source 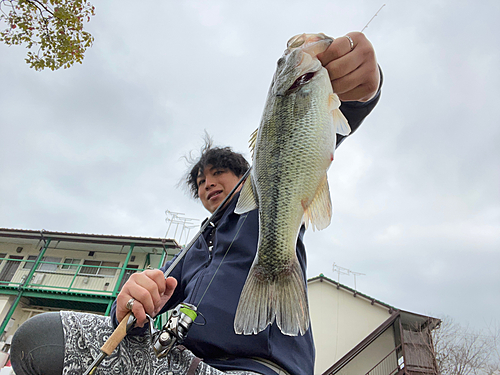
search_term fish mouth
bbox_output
[207,190,223,201]
[287,33,332,48]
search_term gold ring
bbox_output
[345,35,354,51]
[126,298,135,311]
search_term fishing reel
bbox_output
[149,302,198,358]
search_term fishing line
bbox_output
[161,167,252,279]
[196,212,250,307]
[361,4,386,33]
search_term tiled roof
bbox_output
[0,227,180,248]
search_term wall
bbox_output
[308,279,393,374]
[335,328,397,375]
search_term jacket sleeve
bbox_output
[337,66,383,147]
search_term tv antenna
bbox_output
[332,263,365,292]
[165,210,199,246]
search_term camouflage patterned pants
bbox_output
[60,311,261,375]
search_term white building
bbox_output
[309,274,440,375]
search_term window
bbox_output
[37,257,62,272]
[79,260,119,276]
[61,258,81,270]
[98,261,120,276]
[23,255,38,270]
[23,256,63,272]
[79,260,99,275]
[118,264,139,291]
[0,256,23,282]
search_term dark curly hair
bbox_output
[185,136,249,199]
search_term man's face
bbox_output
[197,165,242,213]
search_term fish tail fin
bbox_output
[234,258,309,336]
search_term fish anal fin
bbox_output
[302,175,332,231]
[234,258,309,336]
[235,178,258,214]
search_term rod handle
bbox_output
[101,311,134,355]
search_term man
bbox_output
[11,32,381,375]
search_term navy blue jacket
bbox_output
[110,85,381,375]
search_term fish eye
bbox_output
[287,72,315,93]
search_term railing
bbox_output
[365,345,401,375]
[0,257,144,296]
[403,329,438,373]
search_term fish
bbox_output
[233,33,351,336]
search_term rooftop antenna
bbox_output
[165,210,198,246]
[182,224,198,245]
[332,263,366,293]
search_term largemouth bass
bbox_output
[234,33,351,336]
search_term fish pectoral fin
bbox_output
[235,178,258,214]
[303,175,332,231]
[249,128,258,158]
[332,108,351,137]
[328,93,342,111]
[234,259,310,336]
[329,94,351,137]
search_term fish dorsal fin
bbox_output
[249,128,258,158]
[302,175,332,231]
[329,94,351,136]
[235,178,258,214]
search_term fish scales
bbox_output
[234,33,350,336]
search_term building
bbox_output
[0,228,180,344]
[309,274,441,375]
[0,227,441,374]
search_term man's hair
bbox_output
[186,137,249,199]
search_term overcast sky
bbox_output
[1,0,499,333]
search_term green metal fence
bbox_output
[0,256,145,295]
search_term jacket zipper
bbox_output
[206,221,217,265]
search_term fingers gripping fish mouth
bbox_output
[286,33,333,56]
[273,33,332,97]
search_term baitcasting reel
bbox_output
[149,302,198,358]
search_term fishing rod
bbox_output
[83,167,252,375]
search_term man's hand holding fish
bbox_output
[318,31,380,102]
